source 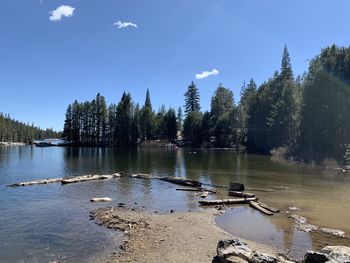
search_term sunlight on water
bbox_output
[0,146,350,262]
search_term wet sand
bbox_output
[91,207,281,263]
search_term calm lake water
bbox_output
[0,146,350,262]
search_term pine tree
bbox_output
[184,82,201,114]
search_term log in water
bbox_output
[159,177,202,187]
[249,201,274,216]
[199,197,257,205]
[258,202,280,213]
[7,172,123,187]
[228,191,255,198]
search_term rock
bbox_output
[229,182,245,191]
[251,251,278,263]
[320,228,346,238]
[303,251,330,263]
[322,246,350,262]
[217,239,253,262]
[225,256,248,263]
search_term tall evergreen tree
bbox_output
[184,82,201,114]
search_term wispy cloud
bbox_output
[113,21,138,29]
[195,69,219,79]
[49,5,75,22]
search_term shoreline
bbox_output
[0,142,26,146]
[90,207,286,263]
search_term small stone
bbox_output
[170,209,176,213]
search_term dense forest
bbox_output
[62,44,350,163]
[0,113,60,143]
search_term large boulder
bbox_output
[322,246,350,262]
[217,239,294,263]
[250,251,278,263]
[217,239,253,262]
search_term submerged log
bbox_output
[160,177,202,187]
[7,178,63,187]
[131,173,158,179]
[199,197,257,206]
[91,197,112,202]
[176,188,201,192]
[228,191,255,198]
[7,172,123,187]
[61,173,122,184]
[258,202,280,213]
[229,182,245,191]
[246,187,276,192]
[249,201,273,216]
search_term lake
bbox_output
[0,146,349,262]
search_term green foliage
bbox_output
[0,113,60,143]
[298,45,350,162]
[184,82,201,114]
[183,111,203,147]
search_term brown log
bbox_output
[249,201,273,216]
[199,197,257,206]
[228,191,255,198]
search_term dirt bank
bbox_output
[90,207,280,263]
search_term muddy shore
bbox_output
[90,207,281,263]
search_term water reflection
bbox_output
[0,146,350,262]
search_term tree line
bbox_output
[62,44,350,163]
[0,113,60,143]
[62,91,179,147]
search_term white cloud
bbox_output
[113,21,138,29]
[49,5,75,22]
[195,69,219,79]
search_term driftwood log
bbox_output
[159,177,202,187]
[258,202,280,213]
[199,197,257,206]
[7,172,123,187]
[249,201,273,216]
[90,197,112,202]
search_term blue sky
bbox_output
[1,0,350,131]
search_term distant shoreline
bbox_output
[0,142,26,146]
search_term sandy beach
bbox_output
[91,207,281,263]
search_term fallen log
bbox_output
[249,201,273,216]
[91,197,112,202]
[131,173,158,179]
[7,172,123,187]
[160,177,202,187]
[228,191,255,198]
[7,178,63,187]
[246,187,276,192]
[61,173,122,184]
[176,188,201,192]
[201,191,209,198]
[258,202,280,213]
[199,197,257,206]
